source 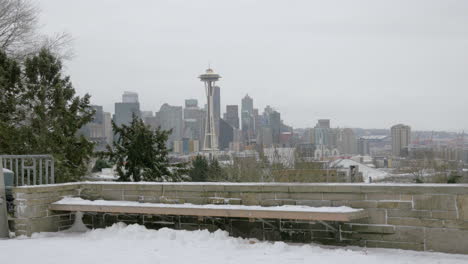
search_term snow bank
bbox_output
[55,197,362,213]
[330,159,388,182]
[2,223,467,264]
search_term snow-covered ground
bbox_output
[330,159,389,182]
[1,223,467,264]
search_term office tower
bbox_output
[269,111,281,144]
[338,128,357,155]
[103,112,112,144]
[224,105,239,129]
[122,91,139,103]
[114,91,141,127]
[317,119,330,129]
[185,99,198,108]
[214,86,221,135]
[155,103,183,148]
[358,137,370,155]
[114,102,140,127]
[391,124,411,157]
[183,99,204,146]
[80,105,107,151]
[219,119,234,150]
[241,94,255,144]
[141,111,154,121]
[199,68,221,151]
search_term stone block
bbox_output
[288,192,323,200]
[377,201,412,209]
[442,220,468,230]
[431,211,458,220]
[457,195,468,221]
[322,193,364,201]
[101,190,123,200]
[387,217,444,228]
[342,224,395,234]
[386,209,431,218]
[296,200,332,207]
[348,200,378,208]
[366,193,401,201]
[366,241,424,251]
[425,228,468,254]
[413,194,456,211]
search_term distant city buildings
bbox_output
[391,124,411,157]
[79,105,111,151]
[114,91,141,127]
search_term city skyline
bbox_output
[36,0,468,131]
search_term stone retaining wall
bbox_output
[10,182,468,254]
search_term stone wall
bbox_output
[10,182,468,254]
[11,184,79,236]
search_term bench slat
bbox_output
[50,203,367,222]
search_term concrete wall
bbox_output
[11,182,468,254]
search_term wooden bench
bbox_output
[50,198,368,222]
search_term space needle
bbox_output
[199,68,221,151]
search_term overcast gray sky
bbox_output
[36,0,468,131]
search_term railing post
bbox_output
[0,158,10,238]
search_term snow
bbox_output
[2,168,13,173]
[330,159,388,182]
[55,197,362,213]
[1,223,467,264]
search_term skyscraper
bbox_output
[241,94,255,144]
[156,103,183,148]
[391,124,411,157]
[122,91,139,103]
[269,111,281,144]
[214,86,221,136]
[183,99,204,147]
[113,93,140,128]
[338,128,357,155]
[224,105,239,129]
[80,105,107,151]
[199,68,221,151]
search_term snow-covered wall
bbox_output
[10,182,468,254]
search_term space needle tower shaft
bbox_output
[199,68,221,151]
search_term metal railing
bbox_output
[1,155,55,186]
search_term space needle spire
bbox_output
[199,68,221,151]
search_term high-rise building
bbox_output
[338,128,357,155]
[241,94,255,144]
[80,105,107,151]
[141,111,154,121]
[357,137,370,156]
[113,102,140,127]
[122,91,139,103]
[317,119,330,129]
[219,119,234,150]
[183,99,204,146]
[224,105,239,129]
[214,86,221,137]
[199,68,221,151]
[269,111,281,144]
[114,91,140,127]
[103,112,112,144]
[391,124,411,157]
[155,103,183,148]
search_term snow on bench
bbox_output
[50,197,368,222]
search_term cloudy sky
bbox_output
[36,0,468,131]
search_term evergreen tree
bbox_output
[207,158,226,182]
[0,49,23,153]
[189,155,209,182]
[105,115,180,182]
[0,49,94,182]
